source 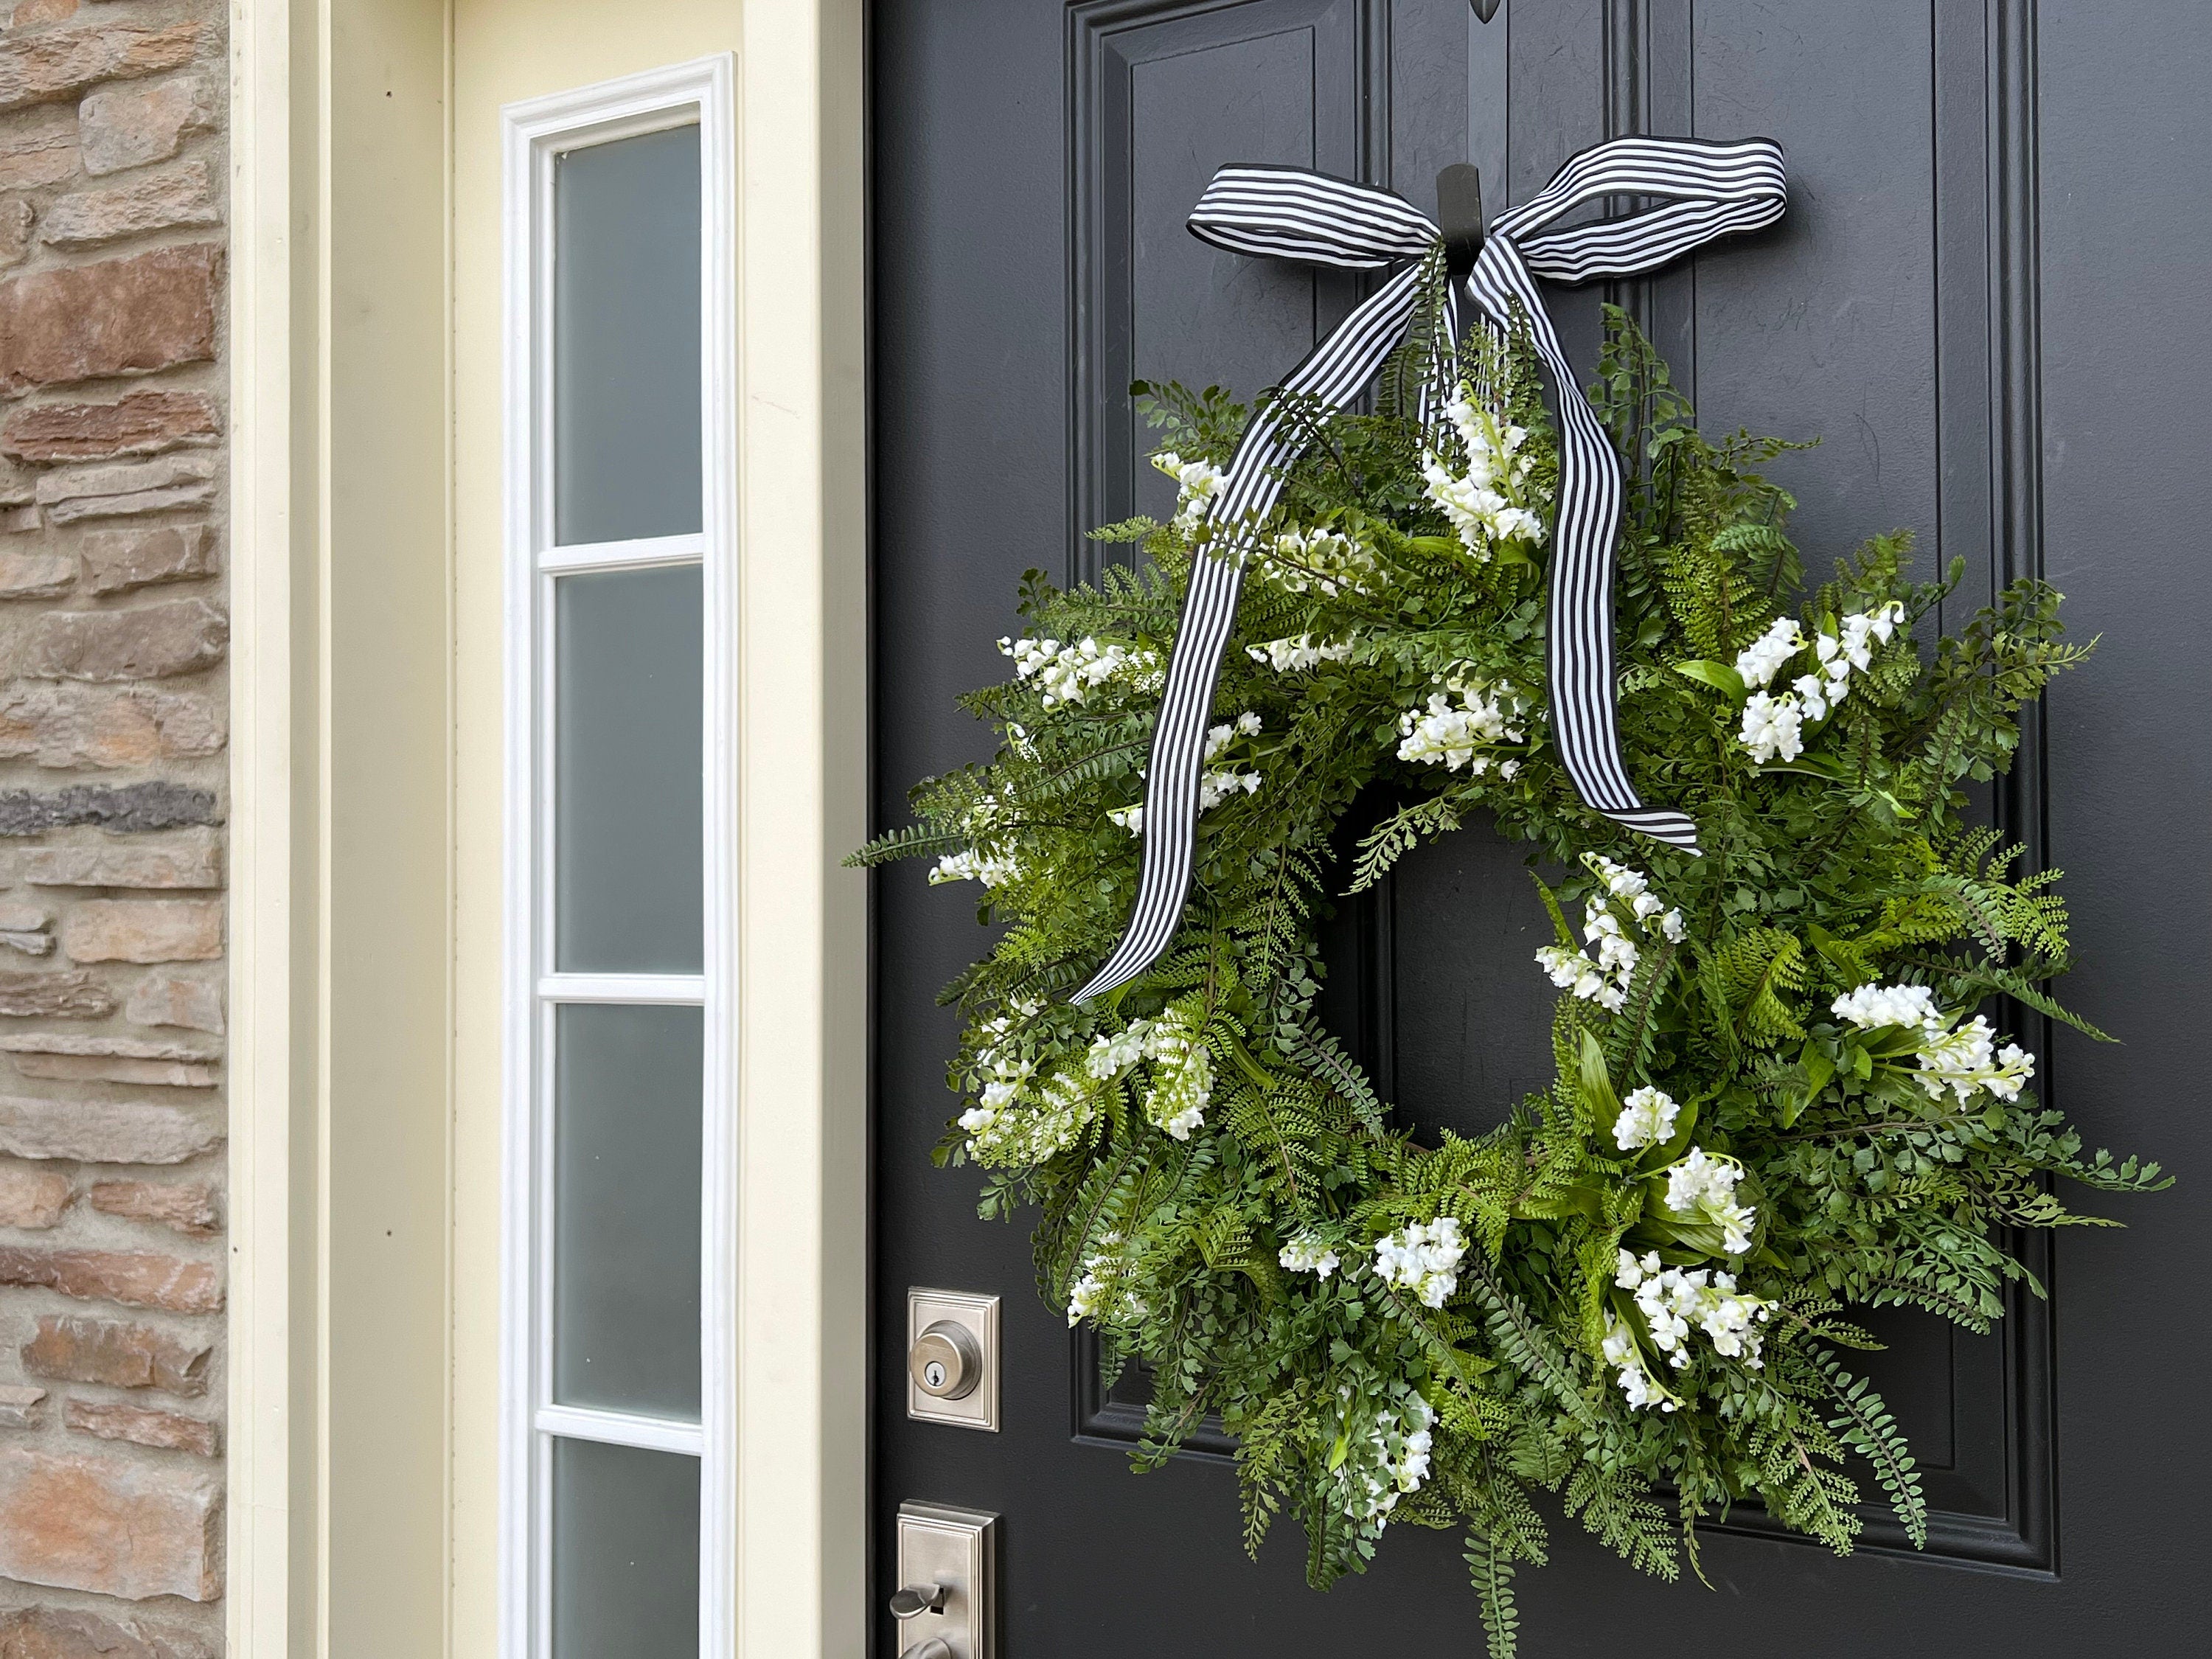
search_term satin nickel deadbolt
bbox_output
[895,1502,997,1659]
[909,1321,981,1399]
[906,1289,999,1430]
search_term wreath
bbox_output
[855,307,2165,1655]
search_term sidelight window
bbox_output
[502,58,735,1659]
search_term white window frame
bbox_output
[498,55,738,1659]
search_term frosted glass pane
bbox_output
[552,1439,700,1659]
[554,1004,701,1418]
[554,124,703,546]
[554,566,703,974]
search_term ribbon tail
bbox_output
[1464,244,1701,854]
[1074,263,1432,1002]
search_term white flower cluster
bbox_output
[1152,451,1226,536]
[956,1001,1098,1166]
[1136,1008,1212,1140]
[1248,634,1354,673]
[1067,1234,1148,1328]
[928,847,1019,888]
[1262,525,1381,597]
[998,633,1161,708]
[1733,602,1906,763]
[1327,1391,1436,1528]
[1278,1231,1342,1279]
[1420,388,1546,560]
[1080,1009,1212,1141]
[1106,713,1263,836]
[1372,1216,1467,1308]
[1534,856,1685,1013]
[1613,1084,1680,1152]
[1829,982,2037,1104]
[1395,676,1526,774]
[1661,1147,1757,1254]
[1607,1250,1771,1410]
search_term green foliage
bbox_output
[852,302,2165,1655]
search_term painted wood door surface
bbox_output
[872,2,2208,1652]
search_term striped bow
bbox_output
[1074,134,1787,1004]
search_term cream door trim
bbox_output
[228,2,868,1653]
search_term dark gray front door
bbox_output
[870,2,2209,1652]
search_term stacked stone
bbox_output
[0,0,226,1651]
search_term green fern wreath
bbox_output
[855,308,2164,1655]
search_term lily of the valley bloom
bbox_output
[928,846,1019,888]
[1373,1216,1467,1308]
[1607,1250,1772,1409]
[1249,634,1354,672]
[1327,1392,1437,1529]
[1067,1234,1148,1327]
[1107,712,1263,836]
[1662,1147,1757,1254]
[1152,450,1225,536]
[1829,981,2037,1103]
[1140,1008,1213,1141]
[1421,386,1547,559]
[1534,855,1685,1013]
[1396,675,1526,774]
[998,633,1161,707]
[1279,1231,1342,1279]
[1262,524,1381,597]
[1733,601,1906,763]
[1613,1084,1681,1152]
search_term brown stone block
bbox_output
[28,599,226,680]
[0,968,114,1018]
[0,1245,222,1313]
[21,1312,209,1395]
[0,1163,69,1228]
[0,105,80,191]
[58,898,220,961]
[76,523,213,594]
[0,245,219,394]
[0,1607,214,1659]
[0,1095,221,1164]
[87,1178,215,1237]
[39,159,219,250]
[121,970,219,1031]
[0,1445,220,1601]
[34,453,215,524]
[64,1399,216,1458]
[0,194,28,271]
[19,828,223,889]
[0,1382,45,1428]
[0,681,225,768]
[0,20,206,114]
[77,70,218,178]
[1,391,218,464]
[0,548,72,596]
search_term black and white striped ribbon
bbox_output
[1074,135,1786,1004]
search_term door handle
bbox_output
[890,1583,947,1619]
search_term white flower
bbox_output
[1663,1147,1756,1254]
[1396,676,1525,772]
[1613,1253,1772,1393]
[998,634,1161,707]
[1534,857,1680,1012]
[1085,1020,1153,1081]
[1262,525,1381,597]
[961,1064,1099,1167]
[1326,1392,1437,1530]
[1279,1232,1341,1279]
[1613,1085,1680,1152]
[1830,981,1943,1034]
[1373,1217,1467,1308]
[1065,1234,1148,1328]
[1141,1009,1212,1140]
[1734,617,1807,690]
[1107,804,1144,835]
[1420,387,1548,560]
[1739,689,1806,764]
[930,847,1019,888]
[1249,634,1354,672]
[1153,451,1226,535]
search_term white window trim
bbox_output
[499,54,738,1659]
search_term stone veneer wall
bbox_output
[0,0,229,1653]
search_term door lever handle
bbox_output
[889,1582,947,1620]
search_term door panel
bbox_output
[873,1,2209,1651]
